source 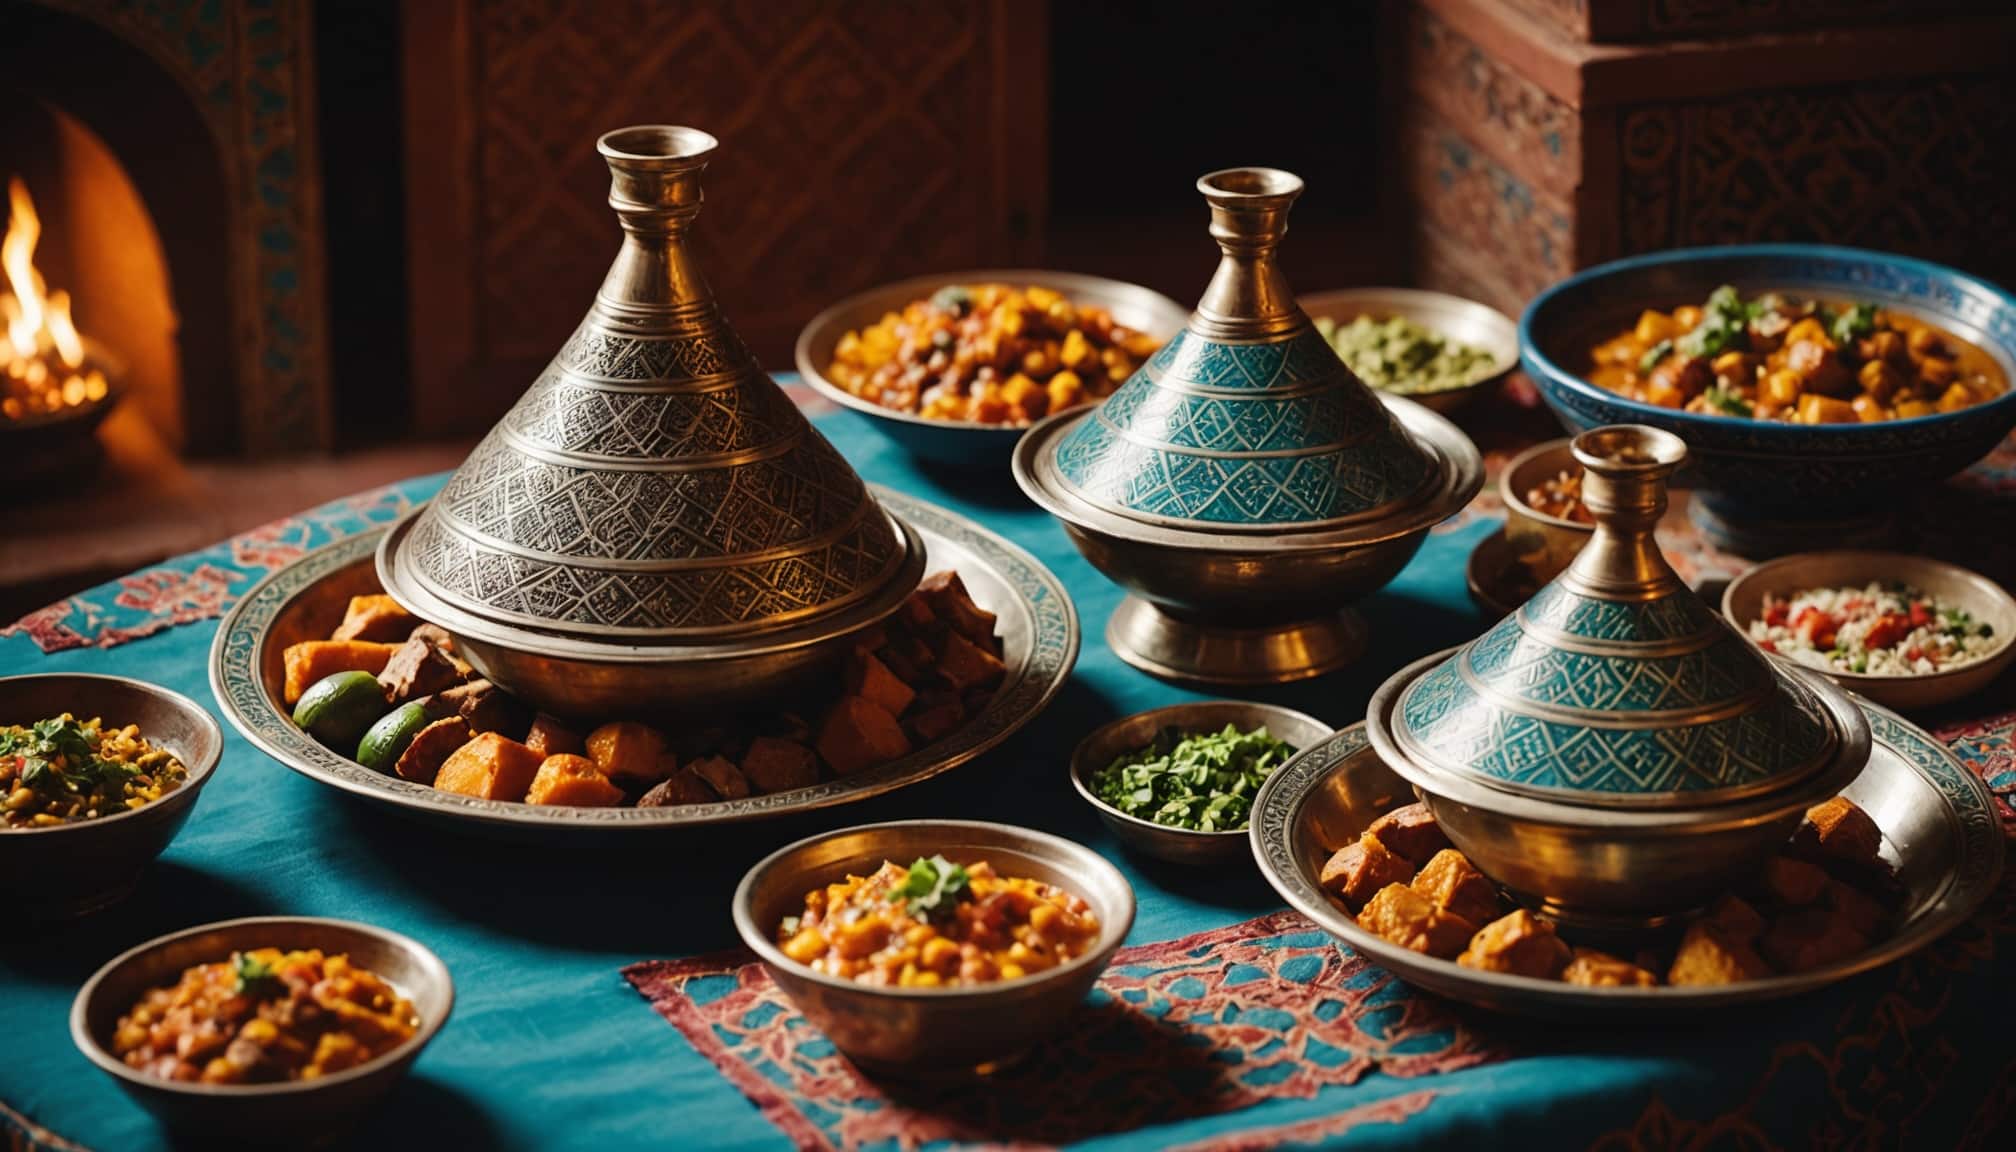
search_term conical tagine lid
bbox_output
[381,126,921,647]
[1384,426,1865,808]
[1047,167,1440,529]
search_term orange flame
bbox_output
[3,176,107,421]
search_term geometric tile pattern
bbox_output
[1056,417,1433,526]
[435,430,870,562]
[1054,327,1437,526]
[503,372,805,460]
[1400,651,1835,796]
[405,510,896,635]
[1398,583,1839,799]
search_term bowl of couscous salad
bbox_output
[0,674,223,916]
[1723,552,2016,711]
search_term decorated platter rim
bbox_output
[208,487,1079,832]
[1248,711,2003,1014]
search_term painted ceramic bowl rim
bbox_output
[731,818,1136,998]
[1299,286,1518,396]
[1367,647,1870,826]
[0,672,222,838]
[71,916,453,1098]
[1067,701,1333,843]
[1721,551,2016,683]
[1519,243,2016,440]
[793,268,1188,434]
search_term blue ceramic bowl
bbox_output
[1521,245,2016,522]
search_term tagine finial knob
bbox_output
[1193,167,1305,340]
[1560,424,1690,600]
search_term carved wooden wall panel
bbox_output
[405,0,1048,437]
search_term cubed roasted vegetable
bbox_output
[433,732,544,802]
[1355,884,1475,960]
[815,696,911,776]
[847,651,916,719]
[585,721,670,782]
[1667,921,1768,985]
[283,641,401,705]
[1457,910,1571,979]
[1318,833,1413,909]
[688,755,751,800]
[525,754,624,807]
[1410,848,1501,927]
[917,570,998,645]
[741,737,819,794]
[934,631,1006,693]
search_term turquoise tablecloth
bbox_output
[4,402,2012,1151]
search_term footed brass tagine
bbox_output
[377,126,925,719]
[1366,426,1872,931]
[1013,167,1482,683]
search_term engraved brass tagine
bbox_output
[1366,425,1871,929]
[1013,167,1483,684]
[378,126,924,719]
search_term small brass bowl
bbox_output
[732,819,1135,1077]
[1068,700,1331,866]
[71,916,454,1148]
[0,673,223,917]
[1723,551,2016,712]
[1498,438,1594,588]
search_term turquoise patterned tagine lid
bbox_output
[1379,426,1868,808]
[1048,168,1440,530]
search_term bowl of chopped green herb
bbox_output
[0,674,223,917]
[1302,288,1516,413]
[1071,701,1332,865]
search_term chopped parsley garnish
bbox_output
[232,952,283,998]
[1830,302,1879,345]
[1675,284,1751,360]
[1090,723,1296,833]
[890,855,971,919]
[1637,338,1672,373]
[1703,382,1753,417]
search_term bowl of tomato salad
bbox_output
[1724,551,2016,711]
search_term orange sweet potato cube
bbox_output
[1668,921,1769,986]
[524,753,624,807]
[815,696,912,776]
[433,732,545,802]
[1355,883,1475,959]
[1561,948,1658,988]
[847,651,916,719]
[282,641,401,705]
[1458,910,1571,978]
[1319,833,1414,909]
[934,631,1006,693]
[1410,848,1501,927]
[1794,796,1884,869]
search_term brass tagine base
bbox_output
[1106,598,1367,685]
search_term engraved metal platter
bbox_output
[1250,716,2002,1015]
[210,488,1077,837]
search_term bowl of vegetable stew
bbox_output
[1522,245,2016,536]
[795,270,1186,469]
[733,819,1134,1077]
[1722,551,2016,712]
[1068,701,1332,866]
[71,916,452,1147]
[1300,287,1517,414]
[0,673,222,917]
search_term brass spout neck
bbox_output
[594,125,721,322]
[1562,425,1691,600]
[1193,167,1305,340]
